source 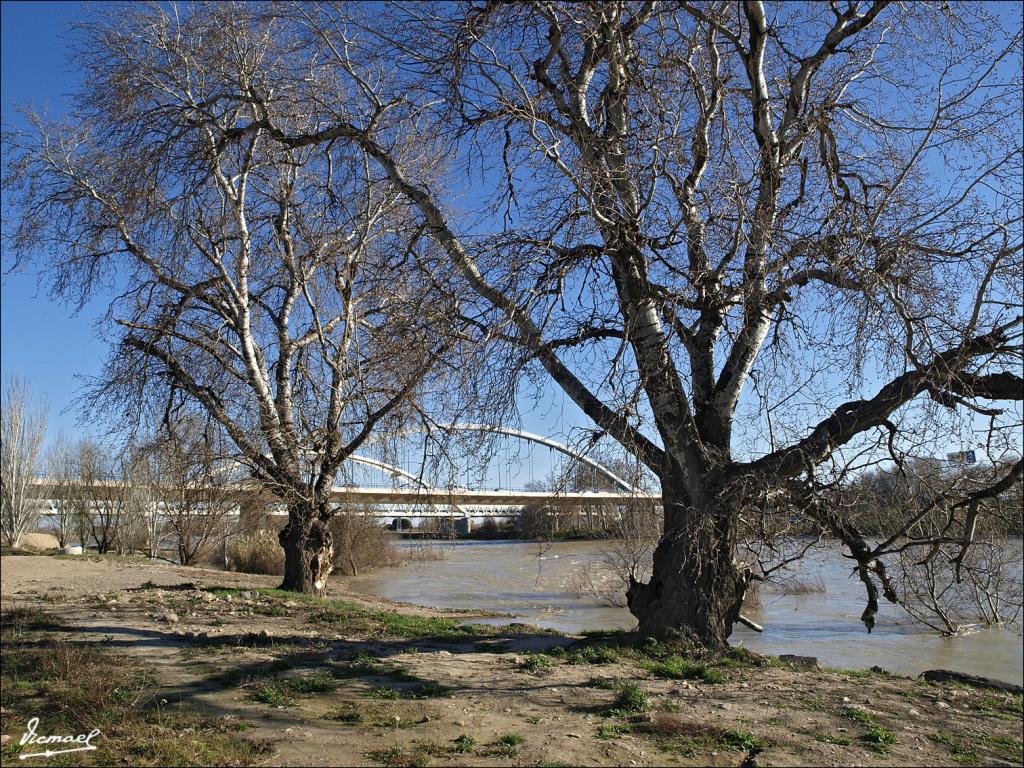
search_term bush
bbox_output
[329,511,399,575]
[226,530,284,575]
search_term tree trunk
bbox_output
[278,506,334,595]
[627,479,748,649]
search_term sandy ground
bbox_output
[2,554,1022,767]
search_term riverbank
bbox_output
[2,554,1022,767]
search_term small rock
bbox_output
[936,701,951,710]
[567,733,582,739]
[454,720,466,727]
[740,682,749,689]
[436,650,452,657]
[162,611,179,624]
[0,735,10,746]
[909,708,920,716]
[420,715,431,723]
[717,703,732,710]
[842,696,851,703]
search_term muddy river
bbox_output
[346,539,1023,684]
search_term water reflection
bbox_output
[345,539,1023,684]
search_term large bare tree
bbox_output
[218,1,1020,646]
[0,376,48,548]
[2,4,466,592]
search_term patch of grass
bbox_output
[565,645,620,664]
[519,653,554,672]
[365,686,402,700]
[205,586,489,640]
[721,730,766,751]
[608,681,649,715]
[971,692,1024,720]
[0,641,269,766]
[249,683,290,707]
[642,655,727,684]
[597,722,633,739]
[411,681,453,698]
[815,734,852,746]
[982,734,1023,763]
[323,704,364,725]
[286,671,337,694]
[0,606,57,636]
[845,706,875,723]
[534,762,574,768]
[485,733,526,758]
[368,744,431,767]
[583,676,620,690]
[929,734,980,764]
[862,725,896,753]
[637,714,768,756]
[451,734,476,753]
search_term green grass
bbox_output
[452,734,476,754]
[608,681,649,715]
[411,681,453,698]
[365,686,402,699]
[368,744,431,767]
[720,730,766,751]
[929,734,980,764]
[249,683,290,706]
[642,655,728,684]
[982,734,1023,763]
[971,692,1024,721]
[863,725,896,753]
[845,706,875,723]
[204,586,488,640]
[485,733,526,758]
[542,644,618,664]
[519,653,554,671]
[362,680,453,699]
[597,722,633,739]
[286,671,337,694]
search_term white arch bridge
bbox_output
[28,424,659,519]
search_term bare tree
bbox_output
[1,376,48,548]
[4,2,1021,644]
[141,421,238,566]
[2,4,470,592]
[69,440,130,555]
[45,434,79,548]
[212,1,1020,646]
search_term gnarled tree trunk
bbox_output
[279,506,334,595]
[627,477,748,649]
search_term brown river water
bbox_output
[346,539,1023,685]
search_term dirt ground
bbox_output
[2,554,1022,767]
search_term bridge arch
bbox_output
[344,454,470,518]
[432,423,641,494]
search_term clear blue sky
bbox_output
[1,1,98,442]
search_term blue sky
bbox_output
[1,1,96,442]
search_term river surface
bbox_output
[346,539,1023,685]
